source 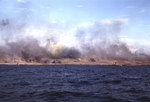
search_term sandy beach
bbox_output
[0,58,150,66]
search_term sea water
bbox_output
[0,65,150,102]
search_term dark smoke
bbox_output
[75,19,150,60]
[0,37,82,63]
[59,47,81,58]
[0,17,150,63]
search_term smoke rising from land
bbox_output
[0,18,150,63]
[0,0,150,63]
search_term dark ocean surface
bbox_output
[0,65,150,102]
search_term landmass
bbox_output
[0,58,150,66]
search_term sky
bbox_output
[0,0,150,47]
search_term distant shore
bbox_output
[0,58,150,66]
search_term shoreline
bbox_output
[0,64,150,66]
[0,62,150,66]
[0,58,150,66]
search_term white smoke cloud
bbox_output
[0,16,150,61]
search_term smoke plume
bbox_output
[0,0,150,63]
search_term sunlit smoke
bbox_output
[0,1,150,63]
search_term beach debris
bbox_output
[51,60,61,64]
[90,58,96,62]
